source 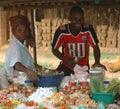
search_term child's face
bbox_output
[13,24,29,43]
[69,12,84,30]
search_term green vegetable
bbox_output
[90,78,105,92]
[105,78,120,94]
[39,105,45,109]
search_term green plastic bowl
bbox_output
[91,92,116,104]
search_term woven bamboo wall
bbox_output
[0,7,119,50]
[35,18,70,48]
[35,7,120,49]
[0,10,8,45]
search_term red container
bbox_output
[78,82,89,86]
[69,81,76,86]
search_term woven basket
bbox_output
[35,73,64,87]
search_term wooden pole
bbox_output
[30,9,37,64]
[118,16,120,55]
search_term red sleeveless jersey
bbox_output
[52,24,99,70]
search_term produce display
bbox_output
[0,69,120,109]
[38,68,59,75]
[5,83,36,97]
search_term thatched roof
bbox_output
[0,0,119,10]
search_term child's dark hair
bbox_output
[69,6,84,16]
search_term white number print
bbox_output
[68,43,85,58]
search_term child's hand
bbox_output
[26,69,39,81]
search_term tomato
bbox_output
[25,101,37,106]
[60,105,66,109]
[65,86,69,90]
[8,101,13,106]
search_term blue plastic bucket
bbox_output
[35,73,64,87]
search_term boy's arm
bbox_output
[92,45,107,70]
[52,48,76,68]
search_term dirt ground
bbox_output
[0,44,120,80]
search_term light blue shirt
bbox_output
[5,37,35,80]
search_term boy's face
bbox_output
[69,12,84,30]
[13,24,29,43]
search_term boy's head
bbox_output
[69,6,85,30]
[69,6,84,17]
[9,15,31,43]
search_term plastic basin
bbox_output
[35,73,64,87]
[91,92,116,104]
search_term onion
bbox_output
[8,86,13,92]
[27,88,33,93]
[13,86,18,91]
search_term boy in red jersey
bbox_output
[51,6,107,76]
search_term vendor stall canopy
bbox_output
[0,0,120,9]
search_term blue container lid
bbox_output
[24,80,32,83]
[103,81,109,84]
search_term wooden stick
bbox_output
[30,9,37,64]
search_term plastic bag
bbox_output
[59,76,71,89]
[73,64,89,80]
[0,68,9,89]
